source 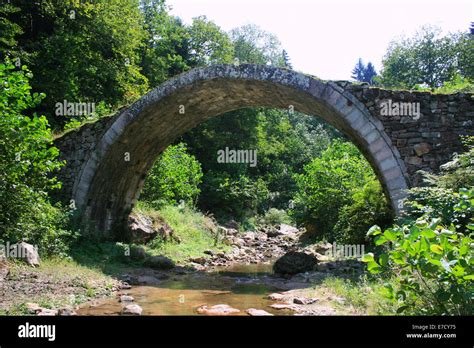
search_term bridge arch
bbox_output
[70,64,409,236]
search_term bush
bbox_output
[0,60,76,256]
[291,140,385,241]
[259,208,292,226]
[200,173,269,221]
[363,190,474,315]
[141,143,203,208]
[334,180,392,244]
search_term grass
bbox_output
[0,258,119,315]
[135,203,230,263]
[320,276,398,315]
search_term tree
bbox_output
[140,0,191,87]
[0,60,74,255]
[141,143,203,207]
[187,16,234,67]
[282,49,292,69]
[379,26,469,89]
[3,0,149,127]
[351,58,377,84]
[364,62,377,84]
[230,24,285,66]
[351,58,366,82]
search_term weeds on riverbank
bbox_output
[135,203,230,263]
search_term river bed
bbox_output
[77,261,295,316]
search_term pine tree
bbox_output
[351,58,365,82]
[364,62,377,84]
[282,49,292,69]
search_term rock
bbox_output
[268,293,285,301]
[246,308,274,316]
[414,143,431,156]
[122,304,143,315]
[119,282,132,290]
[25,303,42,314]
[0,255,9,281]
[269,303,296,310]
[119,295,134,302]
[130,246,147,260]
[58,307,77,316]
[128,213,157,244]
[145,255,175,270]
[273,251,318,275]
[188,257,207,265]
[12,242,40,267]
[196,304,240,316]
[293,297,318,305]
[279,224,299,235]
[137,275,159,284]
[225,220,240,230]
[203,249,214,256]
[314,242,333,255]
[37,309,58,316]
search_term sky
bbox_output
[167,0,473,80]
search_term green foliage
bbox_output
[187,16,234,66]
[230,24,286,66]
[379,26,471,89]
[3,0,149,127]
[363,208,473,315]
[259,208,292,226]
[202,174,269,221]
[401,138,474,231]
[0,61,76,256]
[137,203,229,263]
[334,180,392,244]
[292,140,386,241]
[141,143,203,208]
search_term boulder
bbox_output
[293,297,319,305]
[273,251,318,275]
[145,255,175,270]
[12,242,40,267]
[130,246,147,260]
[196,304,240,316]
[37,309,58,316]
[122,304,143,315]
[246,308,274,316]
[268,293,285,301]
[224,220,240,230]
[128,214,157,244]
[279,224,299,235]
[119,295,134,303]
[58,307,77,316]
[25,303,42,314]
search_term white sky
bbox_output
[167,0,473,80]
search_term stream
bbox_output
[77,261,295,316]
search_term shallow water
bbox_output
[77,261,293,316]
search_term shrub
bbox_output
[334,180,392,244]
[363,191,474,315]
[141,143,203,208]
[0,60,76,255]
[259,208,292,226]
[291,140,383,241]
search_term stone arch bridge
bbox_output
[53,64,474,238]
